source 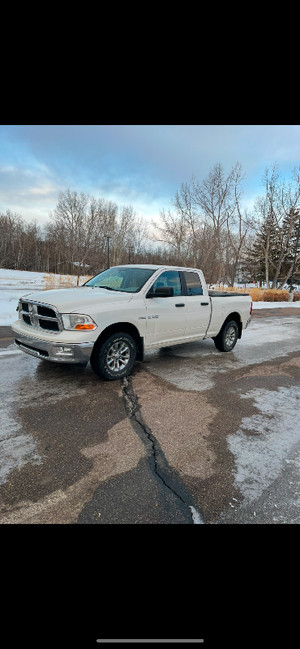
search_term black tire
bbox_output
[213,319,238,352]
[90,332,137,380]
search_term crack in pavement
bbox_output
[122,376,204,524]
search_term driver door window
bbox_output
[151,270,182,296]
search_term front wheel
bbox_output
[90,332,137,380]
[213,320,238,352]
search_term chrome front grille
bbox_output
[19,300,62,333]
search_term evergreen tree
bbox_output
[246,208,278,285]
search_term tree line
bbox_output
[1,162,300,287]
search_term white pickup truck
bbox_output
[12,265,252,380]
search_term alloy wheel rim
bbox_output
[106,341,130,372]
[225,326,236,347]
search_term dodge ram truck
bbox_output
[12,265,252,380]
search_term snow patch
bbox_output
[0,402,42,485]
[189,505,205,524]
[227,385,300,503]
[0,268,80,325]
[253,301,300,309]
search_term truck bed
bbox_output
[208,290,250,297]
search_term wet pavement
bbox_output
[0,308,300,524]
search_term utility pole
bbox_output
[128,246,134,263]
[105,235,112,269]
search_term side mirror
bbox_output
[146,286,174,298]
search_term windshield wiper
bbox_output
[96,285,120,291]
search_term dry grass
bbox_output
[43,273,92,290]
[217,285,293,302]
[260,289,289,302]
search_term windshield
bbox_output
[83,266,156,293]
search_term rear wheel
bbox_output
[90,332,137,380]
[213,320,238,352]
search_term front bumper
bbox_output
[13,331,94,364]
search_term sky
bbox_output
[0,124,299,228]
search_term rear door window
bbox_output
[184,271,203,295]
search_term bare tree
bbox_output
[152,208,190,263]
[128,214,149,262]
[152,162,248,283]
[0,210,24,268]
[47,190,119,280]
[190,162,247,281]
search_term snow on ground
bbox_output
[228,385,300,503]
[0,268,300,326]
[253,301,300,309]
[0,268,47,286]
[0,270,45,325]
[0,269,83,325]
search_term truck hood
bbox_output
[21,287,133,313]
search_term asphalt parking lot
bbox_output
[0,308,300,524]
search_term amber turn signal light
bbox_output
[74,323,96,330]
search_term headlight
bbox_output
[61,314,97,331]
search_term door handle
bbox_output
[201,302,209,306]
[175,303,185,307]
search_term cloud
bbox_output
[1,125,300,227]
[28,184,56,196]
[0,162,61,224]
